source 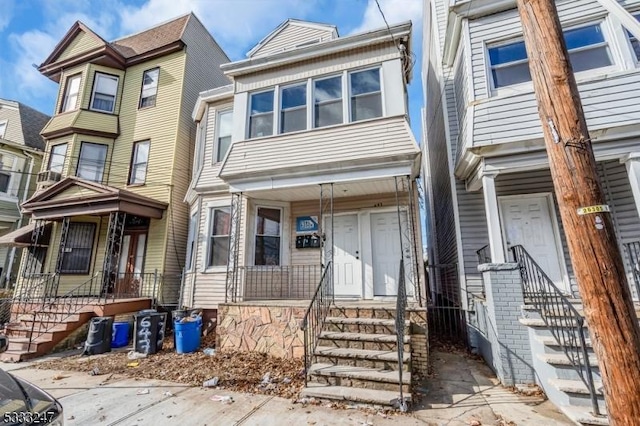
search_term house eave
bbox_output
[38,47,126,82]
[192,84,234,121]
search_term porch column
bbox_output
[482,172,506,263]
[622,153,640,219]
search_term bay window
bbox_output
[90,73,118,113]
[49,143,67,174]
[77,142,108,182]
[249,91,274,138]
[61,74,81,112]
[255,207,281,266]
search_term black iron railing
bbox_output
[300,261,332,386]
[395,259,408,412]
[624,241,640,300]
[511,245,600,416]
[0,298,12,326]
[476,244,491,264]
[240,265,321,301]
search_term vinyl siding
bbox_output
[56,31,104,62]
[221,116,419,178]
[251,24,335,58]
[452,45,468,162]
[0,105,25,145]
[54,65,89,115]
[236,43,400,92]
[469,0,640,146]
[195,102,232,190]
[42,109,118,137]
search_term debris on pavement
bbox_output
[282,377,291,384]
[203,348,216,356]
[261,372,271,385]
[136,388,150,395]
[52,374,69,380]
[127,361,140,368]
[89,366,100,376]
[163,391,174,397]
[127,351,148,360]
[210,395,233,404]
[203,377,219,387]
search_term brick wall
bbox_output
[408,308,428,377]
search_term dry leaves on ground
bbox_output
[35,333,305,399]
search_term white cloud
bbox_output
[349,0,422,35]
[8,30,58,100]
[0,0,14,32]
[118,0,319,59]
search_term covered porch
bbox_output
[217,174,425,306]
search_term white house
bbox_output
[423,0,640,423]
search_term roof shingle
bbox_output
[110,14,191,58]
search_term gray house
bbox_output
[423,0,640,424]
[0,99,47,287]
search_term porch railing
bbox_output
[624,241,640,300]
[395,258,408,412]
[476,244,491,264]
[300,261,332,386]
[511,245,600,416]
[239,265,321,301]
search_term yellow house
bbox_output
[3,13,230,361]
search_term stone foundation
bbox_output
[216,303,306,358]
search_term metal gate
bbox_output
[427,263,468,347]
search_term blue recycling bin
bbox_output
[174,318,201,354]
[112,321,130,348]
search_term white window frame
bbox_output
[247,89,275,139]
[0,154,11,194]
[312,73,344,129]
[348,66,384,123]
[253,205,284,266]
[204,203,231,271]
[279,82,307,134]
[61,74,81,113]
[48,143,68,174]
[139,67,159,109]
[76,142,108,182]
[90,72,119,113]
[128,140,150,185]
[624,13,640,64]
[486,20,617,96]
[214,109,233,163]
[0,120,7,139]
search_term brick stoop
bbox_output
[301,305,427,409]
[1,297,152,362]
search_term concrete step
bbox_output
[314,346,409,371]
[536,335,594,351]
[318,331,409,351]
[323,317,409,334]
[549,378,607,413]
[308,363,410,392]
[5,322,73,338]
[300,383,410,408]
[539,353,599,368]
[0,349,39,363]
[7,335,54,352]
[562,406,609,426]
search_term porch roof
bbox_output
[0,221,52,247]
[21,177,168,220]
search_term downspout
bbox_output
[6,151,36,288]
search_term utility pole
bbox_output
[516,1,640,424]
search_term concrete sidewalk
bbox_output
[1,350,571,425]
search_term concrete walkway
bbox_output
[1,350,571,425]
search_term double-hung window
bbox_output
[625,14,640,61]
[208,207,230,267]
[216,111,232,162]
[60,222,96,274]
[488,22,613,90]
[249,91,274,138]
[48,143,67,174]
[129,141,149,185]
[90,73,118,113]
[350,68,382,122]
[280,83,307,133]
[255,207,281,266]
[61,74,81,113]
[0,121,6,139]
[139,68,159,108]
[77,142,108,182]
[314,76,342,128]
[186,211,198,271]
[0,155,10,193]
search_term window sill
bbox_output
[126,183,146,188]
[88,108,116,115]
[203,266,227,274]
[138,105,156,111]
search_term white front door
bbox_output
[499,195,568,293]
[371,212,403,296]
[332,214,362,297]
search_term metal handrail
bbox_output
[476,244,491,264]
[511,245,600,416]
[239,264,321,301]
[300,261,332,386]
[395,259,408,412]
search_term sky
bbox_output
[0,0,424,139]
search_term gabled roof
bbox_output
[38,14,194,82]
[22,177,167,220]
[246,18,338,58]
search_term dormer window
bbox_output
[90,73,119,113]
[61,74,81,113]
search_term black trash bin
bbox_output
[133,310,167,355]
[83,316,114,355]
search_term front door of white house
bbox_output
[371,212,404,296]
[332,214,362,297]
[499,195,568,293]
